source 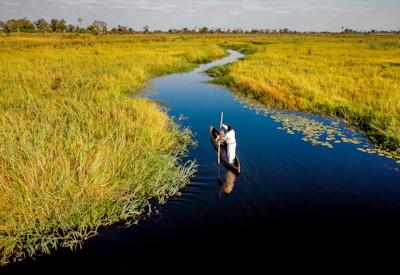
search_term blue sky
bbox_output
[1,0,399,31]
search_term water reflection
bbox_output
[219,170,237,195]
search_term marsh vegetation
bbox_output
[1,32,399,266]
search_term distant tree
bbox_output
[3,20,15,32]
[232,28,243,34]
[281,28,289,33]
[87,20,107,35]
[342,28,353,33]
[76,27,87,33]
[143,25,150,33]
[110,25,131,34]
[118,25,129,33]
[35,18,50,32]
[4,18,35,32]
[199,26,209,33]
[87,24,95,33]
[50,19,58,32]
[57,19,67,32]
[22,18,35,32]
[0,20,4,32]
[67,24,76,32]
[77,17,83,28]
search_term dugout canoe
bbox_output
[209,126,240,174]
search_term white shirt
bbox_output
[221,124,236,145]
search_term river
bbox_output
[6,50,400,273]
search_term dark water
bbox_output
[5,50,400,273]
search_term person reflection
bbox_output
[220,170,237,194]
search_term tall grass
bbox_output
[210,34,400,155]
[0,33,225,265]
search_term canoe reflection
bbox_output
[219,170,237,194]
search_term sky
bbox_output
[1,0,399,31]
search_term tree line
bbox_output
[0,18,398,35]
[0,18,128,35]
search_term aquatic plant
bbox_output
[236,93,400,165]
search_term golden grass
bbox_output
[0,33,225,265]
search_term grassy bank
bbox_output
[0,33,225,265]
[208,34,400,156]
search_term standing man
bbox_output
[221,122,237,164]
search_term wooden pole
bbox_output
[218,142,220,164]
[218,112,223,165]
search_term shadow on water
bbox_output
[5,50,400,273]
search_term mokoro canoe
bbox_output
[209,126,240,174]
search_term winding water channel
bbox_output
[6,50,400,273]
